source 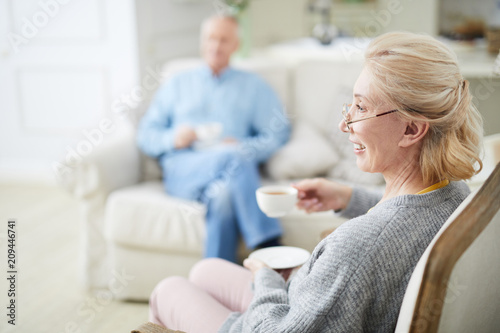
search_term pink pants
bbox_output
[149,258,254,333]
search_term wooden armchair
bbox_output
[132,163,500,333]
[396,162,500,332]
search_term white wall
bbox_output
[131,0,214,119]
[376,0,438,35]
[248,0,440,45]
[0,0,141,184]
[249,0,308,48]
[0,0,214,185]
[135,0,214,71]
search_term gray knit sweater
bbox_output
[219,181,470,333]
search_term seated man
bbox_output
[137,15,291,262]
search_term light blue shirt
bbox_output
[137,65,290,163]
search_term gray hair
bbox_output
[200,15,240,39]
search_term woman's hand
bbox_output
[243,258,269,281]
[244,258,294,282]
[293,178,353,213]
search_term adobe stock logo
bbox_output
[7,0,74,54]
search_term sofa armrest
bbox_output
[59,123,142,200]
[56,122,143,290]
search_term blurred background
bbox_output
[0,0,499,185]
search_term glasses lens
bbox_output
[343,104,351,129]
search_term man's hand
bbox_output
[222,137,238,145]
[174,126,197,149]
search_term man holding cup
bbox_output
[137,15,290,262]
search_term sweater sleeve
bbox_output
[220,268,327,332]
[340,186,383,219]
[220,234,366,333]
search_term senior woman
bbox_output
[147,32,483,333]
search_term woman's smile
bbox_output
[353,142,366,153]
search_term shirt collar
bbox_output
[200,64,234,82]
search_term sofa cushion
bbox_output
[266,121,339,179]
[105,181,206,254]
[293,60,362,137]
[105,180,349,256]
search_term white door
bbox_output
[0,0,140,183]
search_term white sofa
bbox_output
[63,57,391,300]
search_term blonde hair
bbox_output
[364,32,483,183]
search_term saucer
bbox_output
[249,246,311,269]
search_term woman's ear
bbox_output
[399,121,429,148]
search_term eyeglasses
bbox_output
[342,104,398,130]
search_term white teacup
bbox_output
[256,185,298,218]
[195,122,223,142]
